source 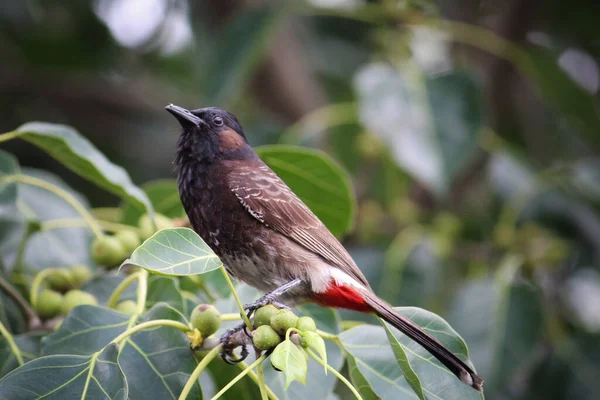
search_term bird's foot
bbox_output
[219,323,250,364]
[241,279,302,320]
[243,297,289,319]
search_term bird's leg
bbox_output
[243,278,303,319]
[219,322,251,364]
[219,279,303,364]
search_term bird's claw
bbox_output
[219,323,250,364]
[242,297,289,320]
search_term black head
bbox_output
[166,104,256,166]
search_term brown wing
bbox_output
[228,162,369,288]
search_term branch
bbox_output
[0,275,40,329]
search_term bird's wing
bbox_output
[228,162,370,288]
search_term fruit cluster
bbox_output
[91,213,173,268]
[253,305,316,350]
[187,304,317,351]
[34,265,96,319]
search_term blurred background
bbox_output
[1,0,600,398]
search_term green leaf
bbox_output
[345,352,380,400]
[526,47,600,148]
[42,305,130,356]
[0,332,44,378]
[119,304,201,400]
[3,168,93,273]
[270,339,308,388]
[339,308,483,400]
[300,331,327,373]
[354,63,483,194]
[0,343,127,400]
[0,151,25,271]
[146,275,186,315]
[124,228,221,276]
[256,145,356,238]
[14,122,153,213]
[82,274,137,305]
[201,6,284,106]
[0,270,26,334]
[121,179,185,226]
[380,320,425,400]
[448,276,543,393]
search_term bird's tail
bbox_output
[361,291,483,392]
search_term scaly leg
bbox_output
[242,279,302,319]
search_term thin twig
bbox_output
[178,345,222,400]
[220,266,252,330]
[0,320,24,366]
[0,275,40,328]
[211,354,267,400]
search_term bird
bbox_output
[166,104,483,392]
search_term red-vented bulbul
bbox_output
[166,104,483,392]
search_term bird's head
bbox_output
[166,104,255,165]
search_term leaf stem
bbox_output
[178,344,222,400]
[41,218,143,236]
[316,329,339,343]
[8,174,104,239]
[107,273,139,309]
[219,266,252,330]
[238,360,279,400]
[0,320,24,366]
[210,354,267,400]
[306,349,363,400]
[30,268,72,309]
[0,131,22,143]
[110,319,190,346]
[220,313,242,322]
[255,357,269,400]
[135,269,148,314]
[0,275,40,328]
[11,219,38,276]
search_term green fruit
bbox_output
[116,300,138,315]
[115,230,141,254]
[270,309,298,335]
[295,316,317,332]
[70,265,92,287]
[253,304,278,329]
[60,290,97,315]
[91,236,127,267]
[35,290,63,319]
[138,213,173,240]
[190,304,221,338]
[253,325,282,350]
[46,268,72,291]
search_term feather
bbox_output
[228,162,370,289]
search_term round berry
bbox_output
[138,214,173,240]
[60,290,97,316]
[190,304,221,338]
[91,236,127,267]
[35,290,63,319]
[270,309,298,335]
[70,265,92,287]
[116,300,138,315]
[295,316,317,332]
[46,268,72,291]
[115,230,141,254]
[253,304,278,329]
[253,325,282,350]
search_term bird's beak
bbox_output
[165,104,204,127]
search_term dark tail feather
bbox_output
[362,292,484,392]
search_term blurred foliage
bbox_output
[1,0,600,399]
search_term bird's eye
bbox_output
[213,116,223,126]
